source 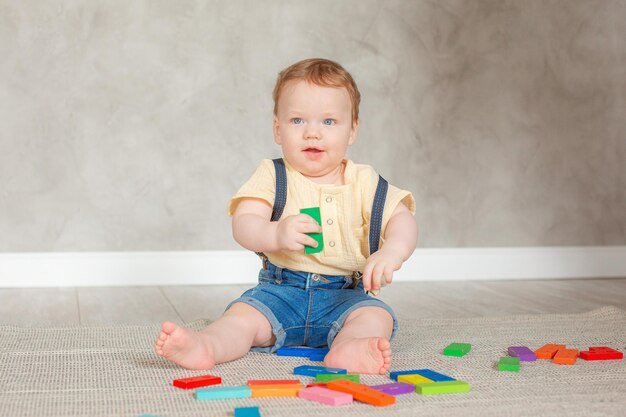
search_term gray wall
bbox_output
[1,0,624,252]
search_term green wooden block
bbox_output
[300,207,323,254]
[414,380,471,395]
[498,356,520,372]
[315,373,360,383]
[443,342,471,356]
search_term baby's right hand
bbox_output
[276,214,322,251]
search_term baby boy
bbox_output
[155,58,418,374]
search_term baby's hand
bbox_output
[362,248,404,292]
[276,214,323,251]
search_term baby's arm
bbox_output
[232,198,322,253]
[362,202,418,292]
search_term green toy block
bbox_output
[498,356,520,372]
[414,380,471,395]
[315,373,360,383]
[300,207,323,254]
[443,342,471,357]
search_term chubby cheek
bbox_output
[281,141,301,160]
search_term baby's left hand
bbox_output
[362,248,404,293]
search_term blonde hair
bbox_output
[273,58,361,122]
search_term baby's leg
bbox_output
[323,306,393,375]
[155,302,275,370]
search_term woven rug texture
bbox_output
[1,306,625,417]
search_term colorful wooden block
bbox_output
[411,369,455,382]
[389,369,454,382]
[535,344,566,359]
[294,365,346,377]
[327,379,396,407]
[251,385,303,397]
[370,382,415,395]
[508,346,537,361]
[306,382,328,388]
[397,374,433,385]
[580,346,623,361]
[172,374,221,389]
[299,386,353,406]
[498,356,520,372]
[414,380,471,395]
[300,207,323,254]
[276,346,329,358]
[315,374,360,383]
[308,351,327,361]
[195,385,251,400]
[553,348,578,365]
[233,406,261,417]
[443,342,471,356]
[247,379,301,387]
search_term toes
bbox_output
[161,321,178,334]
[377,338,391,351]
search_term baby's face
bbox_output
[274,80,357,184]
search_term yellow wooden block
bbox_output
[251,384,303,397]
[398,374,433,385]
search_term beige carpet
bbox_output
[1,306,625,417]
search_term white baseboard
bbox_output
[1,247,625,288]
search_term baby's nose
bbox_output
[304,126,320,139]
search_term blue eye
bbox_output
[291,118,303,125]
[323,119,335,125]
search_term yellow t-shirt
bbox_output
[228,159,416,276]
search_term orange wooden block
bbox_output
[553,348,578,365]
[251,384,303,397]
[247,379,301,387]
[535,344,566,359]
[326,379,395,407]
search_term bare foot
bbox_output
[324,337,391,375]
[154,321,215,370]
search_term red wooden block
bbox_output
[580,346,623,361]
[553,348,578,365]
[306,382,328,388]
[327,379,395,407]
[172,374,221,389]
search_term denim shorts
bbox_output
[225,261,398,353]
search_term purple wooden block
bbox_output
[369,382,415,395]
[508,346,537,361]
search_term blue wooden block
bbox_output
[308,352,327,361]
[294,365,347,377]
[389,369,455,382]
[195,385,251,400]
[234,406,261,417]
[412,369,456,382]
[276,346,329,358]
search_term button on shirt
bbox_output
[228,159,415,276]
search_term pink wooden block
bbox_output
[298,386,353,406]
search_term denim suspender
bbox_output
[270,158,287,222]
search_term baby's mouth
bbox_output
[303,147,325,160]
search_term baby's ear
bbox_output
[273,116,281,144]
[348,120,359,145]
